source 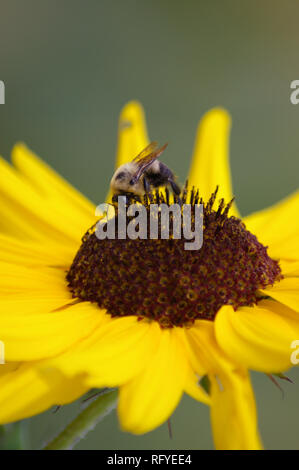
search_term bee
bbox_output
[110,142,181,200]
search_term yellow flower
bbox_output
[0,101,298,450]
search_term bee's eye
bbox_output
[115,171,126,180]
[129,179,135,186]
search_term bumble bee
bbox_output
[110,142,181,199]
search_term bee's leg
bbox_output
[143,176,151,193]
[176,195,182,207]
[169,180,181,196]
[169,180,182,206]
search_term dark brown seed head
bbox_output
[67,187,282,328]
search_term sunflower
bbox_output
[0,101,298,450]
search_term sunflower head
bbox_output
[67,185,282,328]
[1,101,298,451]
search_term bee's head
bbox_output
[110,162,145,196]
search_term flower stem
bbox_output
[43,389,118,450]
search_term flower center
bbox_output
[67,187,282,328]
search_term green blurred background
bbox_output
[0,0,298,450]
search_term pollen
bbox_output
[66,187,283,328]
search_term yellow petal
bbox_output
[12,143,95,219]
[0,362,19,377]
[183,322,262,449]
[280,260,299,277]
[0,155,94,246]
[244,190,299,248]
[210,369,262,450]
[118,328,188,434]
[187,108,239,217]
[0,361,87,424]
[184,320,235,376]
[106,101,149,203]
[259,298,299,322]
[184,368,211,405]
[262,277,299,313]
[268,235,299,263]
[0,233,75,267]
[1,302,105,361]
[0,197,48,240]
[115,101,149,167]
[0,293,73,315]
[0,262,68,295]
[53,317,160,388]
[215,302,299,372]
[174,327,211,405]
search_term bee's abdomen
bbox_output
[146,161,174,187]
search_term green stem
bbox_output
[43,389,118,450]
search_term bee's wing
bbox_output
[133,141,159,163]
[132,142,168,181]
